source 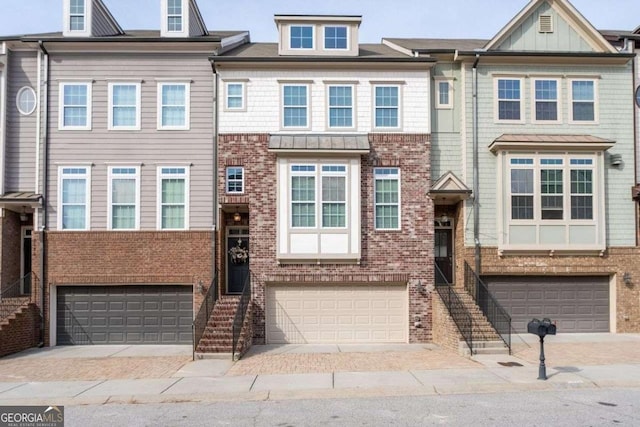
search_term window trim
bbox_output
[289,24,315,50]
[281,83,311,130]
[226,166,245,194]
[108,82,141,131]
[224,81,246,112]
[323,25,349,51]
[16,86,37,116]
[326,84,356,130]
[374,167,401,231]
[69,0,86,32]
[57,166,91,231]
[157,81,191,130]
[494,77,525,124]
[166,0,183,33]
[435,78,453,110]
[156,166,190,230]
[531,77,561,124]
[107,166,140,230]
[373,84,402,130]
[58,82,92,131]
[569,78,598,124]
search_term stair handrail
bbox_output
[232,270,252,360]
[463,261,512,354]
[0,273,37,321]
[192,271,219,359]
[0,272,33,300]
[434,264,474,355]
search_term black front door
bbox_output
[435,228,453,284]
[227,234,249,294]
[22,227,32,294]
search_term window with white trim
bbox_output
[324,26,347,49]
[58,167,90,230]
[226,167,244,194]
[374,168,400,230]
[109,83,140,130]
[167,0,183,32]
[69,0,86,32]
[328,85,354,128]
[290,25,314,49]
[59,83,91,130]
[157,167,189,230]
[496,78,523,122]
[16,87,37,116]
[108,167,139,230]
[374,85,400,128]
[282,84,309,128]
[157,82,190,130]
[570,79,597,122]
[533,79,559,122]
[225,82,245,110]
[436,80,452,109]
[289,164,347,229]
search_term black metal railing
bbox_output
[232,270,252,360]
[0,273,35,320]
[434,264,474,354]
[192,272,219,359]
[464,261,512,354]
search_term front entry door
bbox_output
[227,227,249,294]
[435,228,453,284]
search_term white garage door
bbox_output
[266,284,407,344]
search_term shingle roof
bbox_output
[7,30,245,42]
[218,42,412,59]
[494,134,614,144]
[269,135,370,152]
[384,38,489,52]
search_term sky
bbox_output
[0,0,638,42]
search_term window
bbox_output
[510,159,534,220]
[158,82,190,130]
[321,166,346,228]
[533,79,559,122]
[571,79,596,122]
[225,82,245,110]
[16,87,36,115]
[59,83,91,130]
[167,0,183,32]
[282,84,309,128]
[328,85,353,128]
[324,26,347,49]
[226,167,244,194]
[290,164,347,229]
[58,167,90,230]
[157,167,189,230]
[374,168,400,230]
[374,85,400,128]
[290,26,313,49]
[69,0,85,31]
[108,83,140,130]
[496,78,523,121]
[108,167,139,230]
[435,80,452,109]
[570,159,593,220]
[291,165,316,228]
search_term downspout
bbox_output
[472,53,481,277]
[37,40,49,347]
[210,59,218,294]
[630,40,639,246]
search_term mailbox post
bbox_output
[527,318,556,380]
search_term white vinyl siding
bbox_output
[58,166,91,231]
[157,82,190,130]
[108,82,141,130]
[374,168,401,230]
[59,82,92,130]
[108,167,140,230]
[157,166,189,230]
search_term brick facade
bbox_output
[217,133,434,344]
[0,303,40,358]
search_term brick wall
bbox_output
[431,292,463,353]
[218,133,434,344]
[1,210,22,291]
[0,303,40,357]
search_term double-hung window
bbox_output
[109,83,141,130]
[157,167,189,230]
[291,165,316,228]
[374,85,400,128]
[282,84,309,129]
[59,82,91,130]
[69,0,86,31]
[570,159,594,220]
[533,79,559,122]
[570,79,597,122]
[158,82,190,130]
[321,166,347,228]
[324,26,347,49]
[496,78,523,122]
[290,164,348,229]
[58,167,90,230]
[226,167,244,194]
[435,80,453,109]
[225,82,245,111]
[167,0,183,32]
[328,85,354,128]
[108,167,139,230]
[374,168,400,230]
[290,25,313,49]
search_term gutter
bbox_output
[210,59,219,296]
[632,40,639,246]
[37,40,49,347]
[0,43,6,198]
[472,53,481,279]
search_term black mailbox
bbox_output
[527,318,556,380]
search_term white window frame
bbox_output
[108,82,141,130]
[16,86,37,116]
[58,82,92,131]
[494,77,525,123]
[373,84,402,130]
[281,83,310,130]
[224,81,246,111]
[226,166,245,194]
[569,78,599,124]
[167,0,183,33]
[57,166,91,231]
[157,82,190,130]
[156,166,190,230]
[323,25,349,51]
[435,78,453,109]
[531,78,561,124]
[289,25,314,50]
[69,0,86,32]
[327,84,355,130]
[107,166,140,230]
[374,167,401,231]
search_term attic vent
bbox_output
[538,15,553,33]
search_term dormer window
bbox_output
[167,0,183,32]
[69,0,86,32]
[290,26,314,49]
[324,26,348,50]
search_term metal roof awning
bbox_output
[0,192,43,208]
[268,134,370,154]
[489,134,615,153]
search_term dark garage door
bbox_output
[57,285,192,345]
[483,276,609,333]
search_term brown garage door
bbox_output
[482,276,609,333]
[57,285,193,345]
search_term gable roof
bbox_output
[188,0,209,36]
[93,0,124,36]
[484,0,617,53]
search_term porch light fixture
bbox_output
[623,272,633,286]
[416,280,425,293]
[610,154,623,167]
[233,210,241,223]
[196,280,204,294]
[19,207,28,223]
[440,214,449,223]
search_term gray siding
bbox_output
[6,50,38,193]
[47,53,215,231]
[188,0,204,37]
[91,0,118,37]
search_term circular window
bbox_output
[16,87,36,116]
[636,86,640,109]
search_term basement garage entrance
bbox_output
[266,284,407,344]
[56,285,192,345]
[483,276,610,333]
